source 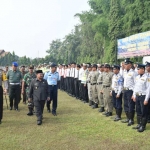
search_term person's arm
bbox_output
[6,71,9,80]
[28,80,34,101]
[46,80,50,100]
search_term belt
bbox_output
[124,87,132,90]
[136,93,145,96]
[103,85,110,88]
[97,82,102,85]
[49,85,57,86]
[91,83,96,85]
[10,83,20,85]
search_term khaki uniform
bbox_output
[97,72,104,107]
[87,71,92,102]
[102,72,113,112]
[90,71,99,104]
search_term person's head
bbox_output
[120,61,125,69]
[113,65,120,74]
[104,64,110,72]
[146,62,150,72]
[65,65,68,69]
[5,66,8,71]
[50,63,57,73]
[76,64,81,70]
[72,62,76,68]
[29,65,34,73]
[124,58,133,70]
[21,66,25,72]
[36,70,43,80]
[87,65,92,72]
[99,64,104,72]
[12,62,18,71]
[92,64,97,71]
[59,64,62,69]
[137,64,145,75]
[83,63,87,70]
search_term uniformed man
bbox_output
[102,64,113,117]
[121,58,137,126]
[0,69,4,124]
[132,64,150,132]
[87,64,93,106]
[97,64,105,112]
[44,63,59,116]
[22,65,36,116]
[111,65,123,121]
[28,70,50,125]
[7,62,22,111]
[90,64,99,109]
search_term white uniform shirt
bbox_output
[66,68,70,77]
[74,68,79,79]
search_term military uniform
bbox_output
[102,64,113,116]
[0,70,3,124]
[87,66,92,106]
[23,68,36,115]
[7,62,22,111]
[28,70,49,125]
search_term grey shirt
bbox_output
[7,70,22,83]
[28,78,50,101]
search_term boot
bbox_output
[106,112,112,117]
[99,107,105,112]
[89,100,93,106]
[132,116,141,129]
[138,118,147,132]
[27,108,33,116]
[121,111,129,123]
[114,109,122,121]
[92,103,98,109]
[47,105,51,113]
[127,112,134,126]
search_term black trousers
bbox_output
[34,100,45,121]
[22,88,26,103]
[47,85,58,112]
[68,77,72,94]
[9,85,20,109]
[74,78,79,98]
[136,95,149,119]
[124,90,135,112]
[0,86,3,120]
[81,84,88,102]
[78,80,82,99]
[112,91,122,110]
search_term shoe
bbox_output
[92,103,98,109]
[106,112,112,117]
[47,109,51,113]
[102,112,108,115]
[10,107,12,110]
[89,101,93,106]
[15,109,19,111]
[138,118,147,132]
[132,116,141,129]
[27,112,33,116]
[37,120,42,125]
[127,112,135,126]
[99,107,105,112]
[114,116,121,121]
[52,111,57,116]
[121,111,129,123]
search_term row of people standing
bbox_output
[57,59,150,132]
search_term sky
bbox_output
[0,0,90,58]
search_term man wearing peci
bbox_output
[44,63,60,116]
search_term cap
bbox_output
[50,63,57,67]
[112,65,120,70]
[29,65,34,69]
[92,64,97,68]
[104,64,110,68]
[12,62,18,67]
[137,64,145,69]
[83,63,87,67]
[145,61,150,67]
[36,70,43,74]
[124,58,133,64]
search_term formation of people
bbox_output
[56,59,150,133]
[0,58,150,131]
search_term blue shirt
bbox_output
[44,71,59,85]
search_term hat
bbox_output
[145,61,150,67]
[104,64,110,68]
[12,62,18,67]
[83,63,87,67]
[137,64,145,69]
[29,65,34,69]
[112,65,120,70]
[36,70,43,74]
[50,63,57,67]
[92,64,97,68]
[124,58,133,64]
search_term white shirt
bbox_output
[66,68,70,77]
[74,68,79,79]
[79,68,83,81]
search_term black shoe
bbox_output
[10,107,12,110]
[89,101,93,106]
[133,116,141,129]
[127,119,134,126]
[47,109,51,113]
[106,112,112,117]
[92,103,98,109]
[37,120,42,125]
[138,118,147,132]
[52,111,57,116]
[27,112,33,116]
[114,116,121,121]
[132,124,141,129]
[99,107,104,112]
[121,119,129,123]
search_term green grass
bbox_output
[0,91,150,150]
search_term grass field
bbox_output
[0,91,150,150]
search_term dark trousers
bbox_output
[60,76,64,90]
[66,77,69,93]
[47,85,58,112]
[74,79,79,98]
[71,78,75,96]
[136,95,149,119]
[78,81,82,99]
[9,85,20,109]
[81,84,88,102]
[124,90,135,112]
[22,88,26,103]
[0,86,3,120]
[112,91,122,110]
[68,77,72,94]
[34,100,45,121]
